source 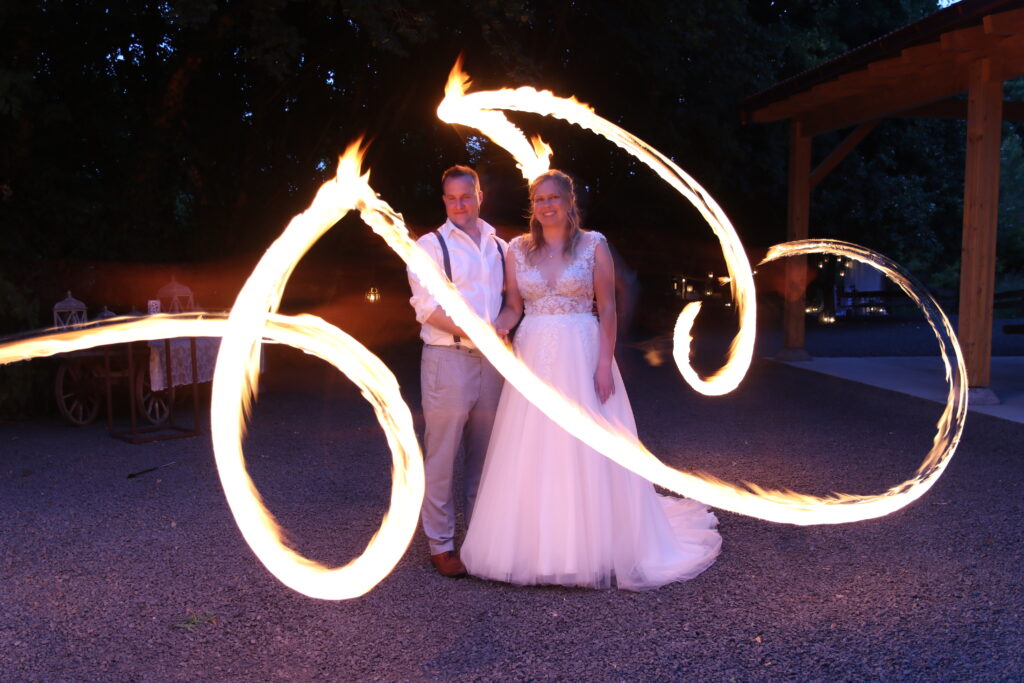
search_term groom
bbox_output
[407,165,507,577]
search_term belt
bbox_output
[425,343,483,356]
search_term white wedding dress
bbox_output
[461,231,721,591]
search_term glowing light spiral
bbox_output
[0,312,424,600]
[0,64,969,599]
[437,58,756,395]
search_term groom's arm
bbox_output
[424,307,465,337]
[408,234,465,337]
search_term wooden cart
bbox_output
[54,339,198,442]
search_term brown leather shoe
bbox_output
[431,550,467,578]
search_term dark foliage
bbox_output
[2,0,1023,414]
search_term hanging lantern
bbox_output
[365,287,381,303]
[94,305,117,320]
[53,291,87,328]
[157,276,196,313]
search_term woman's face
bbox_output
[531,179,569,230]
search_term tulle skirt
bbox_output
[461,313,721,591]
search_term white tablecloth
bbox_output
[148,338,219,391]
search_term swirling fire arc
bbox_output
[0,63,968,599]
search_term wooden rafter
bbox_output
[809,121,879,190]
[747,7,1024,133]
[984,7,1024,34]
[744,1,1024,390]
[898,98,1024,119]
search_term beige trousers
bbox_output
[420,344,503,554]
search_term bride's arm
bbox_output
[494,246,523,341]
[593,237,617,403]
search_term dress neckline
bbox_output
[538,257,572,291]
[523,234,588,291]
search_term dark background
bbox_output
[2,0,1024,414]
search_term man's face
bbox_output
[442,175,482,232]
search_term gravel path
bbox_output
[2,340,1022,681]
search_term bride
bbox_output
[461,169,721,591]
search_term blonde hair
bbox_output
[526,170,582,259]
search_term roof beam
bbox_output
[900,43,945,65]
[983,7,1024,35]
[868,57,919,78]
[748,19,1024,128]
[809,120,879,189]
[897,98,1024,120]
[796,46,1024,136]
[797,68,969,136]
[941,25,992,52]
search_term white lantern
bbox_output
[53,292,87,328]
[365,287,381,303]
[157,276,196,313]
[94,306,117,320]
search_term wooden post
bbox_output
[958,59,1002,390]
[779,121,812,361]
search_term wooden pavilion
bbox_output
[741,0,1024,402]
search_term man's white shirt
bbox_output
[407,218,507,349]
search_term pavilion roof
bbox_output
[741,0,1024,136]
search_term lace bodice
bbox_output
[512,231,606,315]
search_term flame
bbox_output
[530,135,554,166]
[0,313,423,600]
[430,63,968,522]
[437,60,755,395]
[438,60,553,181]
[0,63,971,599]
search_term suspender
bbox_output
[434,230,505,344]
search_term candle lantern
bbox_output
[157,276,196,313]
[94,306,117,321]
[53,291,87,328]
[365,287,381,303]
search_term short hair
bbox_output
[441,165,480,191]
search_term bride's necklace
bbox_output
[542,242,565,260]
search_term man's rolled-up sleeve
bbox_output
[408,235,441,324]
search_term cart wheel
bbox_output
[135,364,175,425]
[55,360,102,426]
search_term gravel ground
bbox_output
[2,337,1022,682]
